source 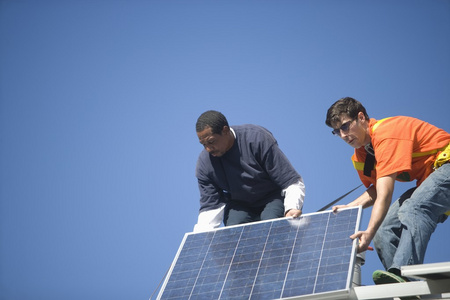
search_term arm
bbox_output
[259,140,304,217]
[195,157,226,232]
[194,180,225,232]
[332,185,377,212]
[350,174,396,252]
[283,180,305,218]
[193,204,225,232]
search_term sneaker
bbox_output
[372,270,420,300]
[372,270,407,284]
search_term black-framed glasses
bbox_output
[331,118,356,136]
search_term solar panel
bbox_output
[157,207,362,300]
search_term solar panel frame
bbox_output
[157,206,362,300]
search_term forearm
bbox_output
[351,185,377,208]
[366,175,395,235]
[349,175,396,252]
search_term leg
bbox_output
[373,188,416,271]
[260,198,284,221]
[223,201,261,226]
[391,163,450,270]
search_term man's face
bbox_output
[197,126,232,157]
[331,112,369,149]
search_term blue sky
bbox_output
[1,1,449,299]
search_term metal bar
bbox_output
[351,279,450,300]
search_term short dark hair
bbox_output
[196,110,229,134]
[325,97,370,127]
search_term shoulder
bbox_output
[232,124,276,142]
[370,116,424,130]
[370,116,428,138]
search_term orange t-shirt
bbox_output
[352,116,450,187]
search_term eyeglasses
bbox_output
[331,118,356,136]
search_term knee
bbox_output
[260,199,284,220]
[224,209,252,226]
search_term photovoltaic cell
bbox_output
[157,207,361,300]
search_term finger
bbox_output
[290,211,301,218]
[357,242,368,253]
[350,232,361,240]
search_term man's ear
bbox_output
[222,126,230,135]
[358,111,366,122]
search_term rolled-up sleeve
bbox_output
[282,180,305,213]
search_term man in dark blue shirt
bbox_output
[194,110,305,232]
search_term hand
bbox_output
[350,230,375,253]
[332,204,350,213]
[285,209,302,218]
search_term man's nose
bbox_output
[339,130,349,139]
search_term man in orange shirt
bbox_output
[325,97,450,286]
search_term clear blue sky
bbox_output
[1,1,449,299]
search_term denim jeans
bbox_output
[373,163,450,273]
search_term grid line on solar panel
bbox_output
[157,207,360,300]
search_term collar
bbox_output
[230,127,236,138]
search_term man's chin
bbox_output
[348,140,361,149]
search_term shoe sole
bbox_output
[372,270,420,300]
[373,270,406,284]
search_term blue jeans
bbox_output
[373,163,450,274]
[223,198,285,226]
